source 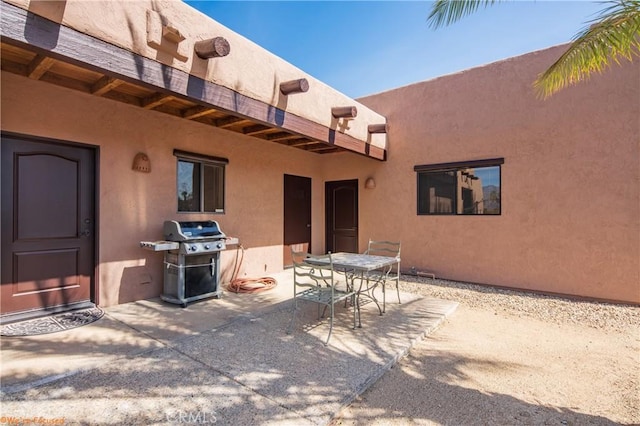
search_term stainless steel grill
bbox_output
[141,220,227,307]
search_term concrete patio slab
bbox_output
[0,313,164,391]
[1,270,458,425]
[2,347,313,425]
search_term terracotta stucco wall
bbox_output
[348,45,639,304]
[1,72,329,306]
[3,3,638,305]
[4,0,387,150]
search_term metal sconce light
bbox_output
[365,177,376,189]
[132,152,151,173]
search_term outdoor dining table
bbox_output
[305,252,400,327]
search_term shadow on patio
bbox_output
[1,270,457,425]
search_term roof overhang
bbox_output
[0,1,388,160]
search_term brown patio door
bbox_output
[325,179,358,253]
[283,174,311,267]
[1,135,95,317]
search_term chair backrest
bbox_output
[291,250,334,289]
[365,240,401,258]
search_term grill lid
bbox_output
[163,220,226,241]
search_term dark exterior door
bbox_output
[283,174,311,267]
[1,135,95,317]
[325,179,358,253]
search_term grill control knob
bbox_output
[190,245,197,252]
[217,242,223,249]
[204,244,210,250]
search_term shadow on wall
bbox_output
[25,1,67,49]
[119,265,157,304]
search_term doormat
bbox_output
[1,307,104,337]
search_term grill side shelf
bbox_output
[140,241,180,251]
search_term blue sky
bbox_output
[185,1,605,98]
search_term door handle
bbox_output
[81,218,92,237]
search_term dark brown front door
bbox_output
[283,174,311,267]
[325,179,358,253]
[1,135,95,317]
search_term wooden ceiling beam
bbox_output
[0,58,27,75]
[27,54,54,79]
[142,93,174,109]
[152,104,187,118]
[214,116,247,128]
[91,76,124,95]
[242,124,272,136]
[266,132,300,141]
[288,139,319,147]
[1,2,386,159]
[100,90,142,107]
[182,105,217,120]
[40,72,92,93]
[308,144,337,152]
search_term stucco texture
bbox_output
[2,2,638,306]
[354,45,640,304]
[1,71,330,307]
[5,0,386,149]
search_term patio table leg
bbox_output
[353,273,383,326]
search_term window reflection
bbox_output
[203,163,224,212]
[174,150,227,213]
[418,165,501,215]
[178,160,200,212]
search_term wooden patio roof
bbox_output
[0,2,387,160]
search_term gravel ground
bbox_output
[332,275,640,425]
[398,275,639,335]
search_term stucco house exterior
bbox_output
[1,0,638,322]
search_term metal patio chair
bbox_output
[287,250,357,345]
[364,239,402,313]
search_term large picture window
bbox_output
[175,150,227,213]
[415,158,503,215]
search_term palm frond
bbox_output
[534,0,640,98]
[427,0,503,29]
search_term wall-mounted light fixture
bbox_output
[365,177,376,189]
[132,152,151,173]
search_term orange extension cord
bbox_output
[225,245,277,294]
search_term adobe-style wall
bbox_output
[1,71,330,307]
[0,0,387,309]
[3,2,637,306]
[4,0,386,150]
[351,45,640,304]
